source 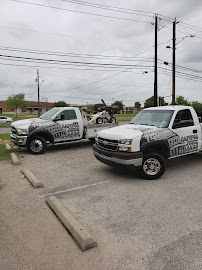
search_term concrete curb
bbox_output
[46,196,97,251]
[11,152,21,165]
[6,144,12,151]
[21,168,44,188]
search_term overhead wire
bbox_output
[9,0,153,24]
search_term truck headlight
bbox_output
[118,146,131,152]
[16,128,28,135]
[119,139,132,145]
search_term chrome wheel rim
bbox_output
[97,118,102,124]
[143,158,161,176]
[30,139,43,153]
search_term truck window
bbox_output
[39,108,59,120]
[55,110,77,121]
[173,109,194,128]
[130,110,174,128]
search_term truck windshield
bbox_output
[130,110,174,128]
[39,108,59,120]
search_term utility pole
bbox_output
[172,19,176,104]
[37,69,40,117]
[154,14,158,107]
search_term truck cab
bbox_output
[93,106,202,180]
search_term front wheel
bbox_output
[138,153,166,180]
[28,136,47,154]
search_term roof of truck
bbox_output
[144,105,192,111]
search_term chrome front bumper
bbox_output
[11,134,27,146]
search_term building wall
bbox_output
[0,100,55,114]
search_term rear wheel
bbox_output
[28,136,47,154]
[138,153,166,180]
[109,117,116,123]
[96,117,103,124]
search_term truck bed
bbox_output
[84,122,118,139]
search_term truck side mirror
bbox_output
[172,119,181,129]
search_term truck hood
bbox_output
[11,118,45,130]
[97,124,157,140]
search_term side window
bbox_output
[55,110,77,121]
[173,109,194,128]
[64,110,77,120]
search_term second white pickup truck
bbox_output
[93,106,202,179]
[11,107,117,154]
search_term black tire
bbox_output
[28,136,47,154]
[138,153,166,180]
[109,117,116,123]
[96,117,103,124]
[89,138,95,144]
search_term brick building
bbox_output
[0,100,55,114]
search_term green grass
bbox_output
[0,144,11,160]
[0,123,11,127]
[114,113,137,122]
[0,133,10,140]
[0,114,37,127]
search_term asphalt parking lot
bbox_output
[14,140,202,270]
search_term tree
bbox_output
[192,102,202,117]
[144,96,167,108]
[54,101,68,107]
[6,93,27,118]
[94,103,104,112]
[134,101,141,113]
[111,101,124,113]
[175,96,190,106]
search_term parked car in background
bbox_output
[0,116,13,123]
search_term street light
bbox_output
[41,97,48,112]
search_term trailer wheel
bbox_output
[138,153,166,180]
[109,117,116,123]
[96,117,103,124]
[28,136,47,154]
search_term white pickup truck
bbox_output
[93,106,202,179]
[11,107,117,154]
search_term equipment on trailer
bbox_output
[88,99,117,125]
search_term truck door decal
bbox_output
[140,127,198,157]
[28,120,80,139]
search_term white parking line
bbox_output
[38,180,109,198]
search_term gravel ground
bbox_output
[1,142,202,270]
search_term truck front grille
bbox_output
[97,136,118,151]
[11,126,17,135]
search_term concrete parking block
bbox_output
[11,152,21,165]
[46,196,97,251]
[21,168,44,188]
[6,144,12,151]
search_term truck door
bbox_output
[170,109,200,157]
[53,109,83,142]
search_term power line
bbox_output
[57,0,155,18]
[9,0,153,24]
[0,54,155,68]
[0,45,155,62]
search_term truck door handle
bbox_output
[193,130,197,134]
